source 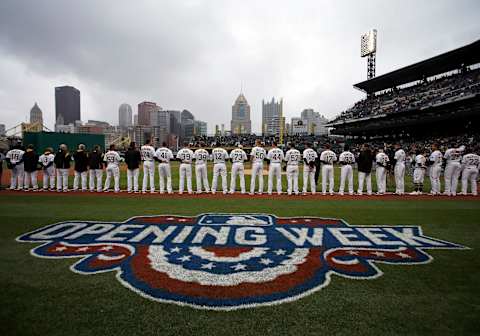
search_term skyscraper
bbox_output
[55,86,80,125]
[137,101,158,126]
[181,110,195,139]
[30,102,43,125]
[231,93,251,135]
[118,103,133,127]
[262,97,284,136]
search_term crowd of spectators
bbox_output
[332,67,480,122]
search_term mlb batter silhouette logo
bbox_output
[17,214,467,310]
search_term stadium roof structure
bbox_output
[354,39,480,94]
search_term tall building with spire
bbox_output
[231,93,251,135]
[30,102,43,125]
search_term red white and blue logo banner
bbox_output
[17,214,467,310]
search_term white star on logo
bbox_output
[100,246,114,251]
[304,219,311,222]
[76,247,90,252]
[290,220,298,223]
[396,252,412,259]
[347,250,359,255]
[201,262,216,270]
[259,258,273,265]
[179,219,187,222]
[170,247,181,253]
[274,249,286,256]
[371,251,385,257]
[231,263,247,271]
[178,255,191,262]
[166,217,174,220]
[55,246,67,252]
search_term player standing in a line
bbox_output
[141,139,156,194]
[443,145,463,196]
[338,145,355,195]
[393,143,406,195]
[103,144,122,193]
[6,144,25,191]
[211,145,229,194]
[320,144,337,195]
[302,143,317,195]
[125,142,141,193]
[54,144,71,192]
[23,144,39,191]
[285,143,301,195]
[176,143,194,194]
[193,143,210,194]
[460,147,479,196]
[155,142,174,194]
[267,142,284,195]
[428,143,443,195]
[39,147,55,191]
[357,144,375,195]
[88,145,104,192]
[229,144,248,194]
[410,150,427,195]
[73,144,89,192]
[375,148,390,195]
[249,140,266,195]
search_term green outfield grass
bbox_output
[1,193,479,336]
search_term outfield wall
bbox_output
[23,132,105,151]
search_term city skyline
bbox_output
[0,1,479,132]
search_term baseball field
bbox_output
[1,163,479,336]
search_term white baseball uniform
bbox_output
[155,147,174,193]
[250,146,266,194]
[39,153,55,190]
[320,150,337,194]
[461,153,479,195]
[176,148,194,194]
[267,147,284,195]
[394,149,406,194]
[413,154,427,185]
[141,145,156,193]
[339,151,355,195]
[6,148,25,190]
[211,148,229,194]
[429,150,443,195]
[444,148,462,196]
[103,150,122,192]
[375,152,389,194]
[194,148,210,193]
[285,148,301,195]
[230,148,247,194]
[302,148,318,194]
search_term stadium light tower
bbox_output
[361,29,377,80]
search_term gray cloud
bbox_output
[0,0,479,132]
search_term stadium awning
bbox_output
[354,39,480,94]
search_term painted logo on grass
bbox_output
[17,214,467,310]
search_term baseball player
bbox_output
[211,145,229,194]
[428,143,443,195]
[39,147,55,191]
[443,145,464,196]
[375,148,390,195]
[193,143,210,194]
[285,143,301,195]
[338,145,355,195]
[319,144,337,195]
[73,144,89,192]
[302,143,317,195]
[176,143,194,194]
[393,143,406,195]
[125,142,142,193]
[23,144,39,191]
[103,144,122,193]
[460,147,479,196]
[6,144,25,190]
[410,150,427,195]
[155,142,174,194]
[267,142,284,195]
[229,144,248,194]
[357,144,374,195]
[88,145,104,192]
[141,139,156,194]
[54,144,71,192]
[249,140,266,195]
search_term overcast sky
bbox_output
[0,0,479,133]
